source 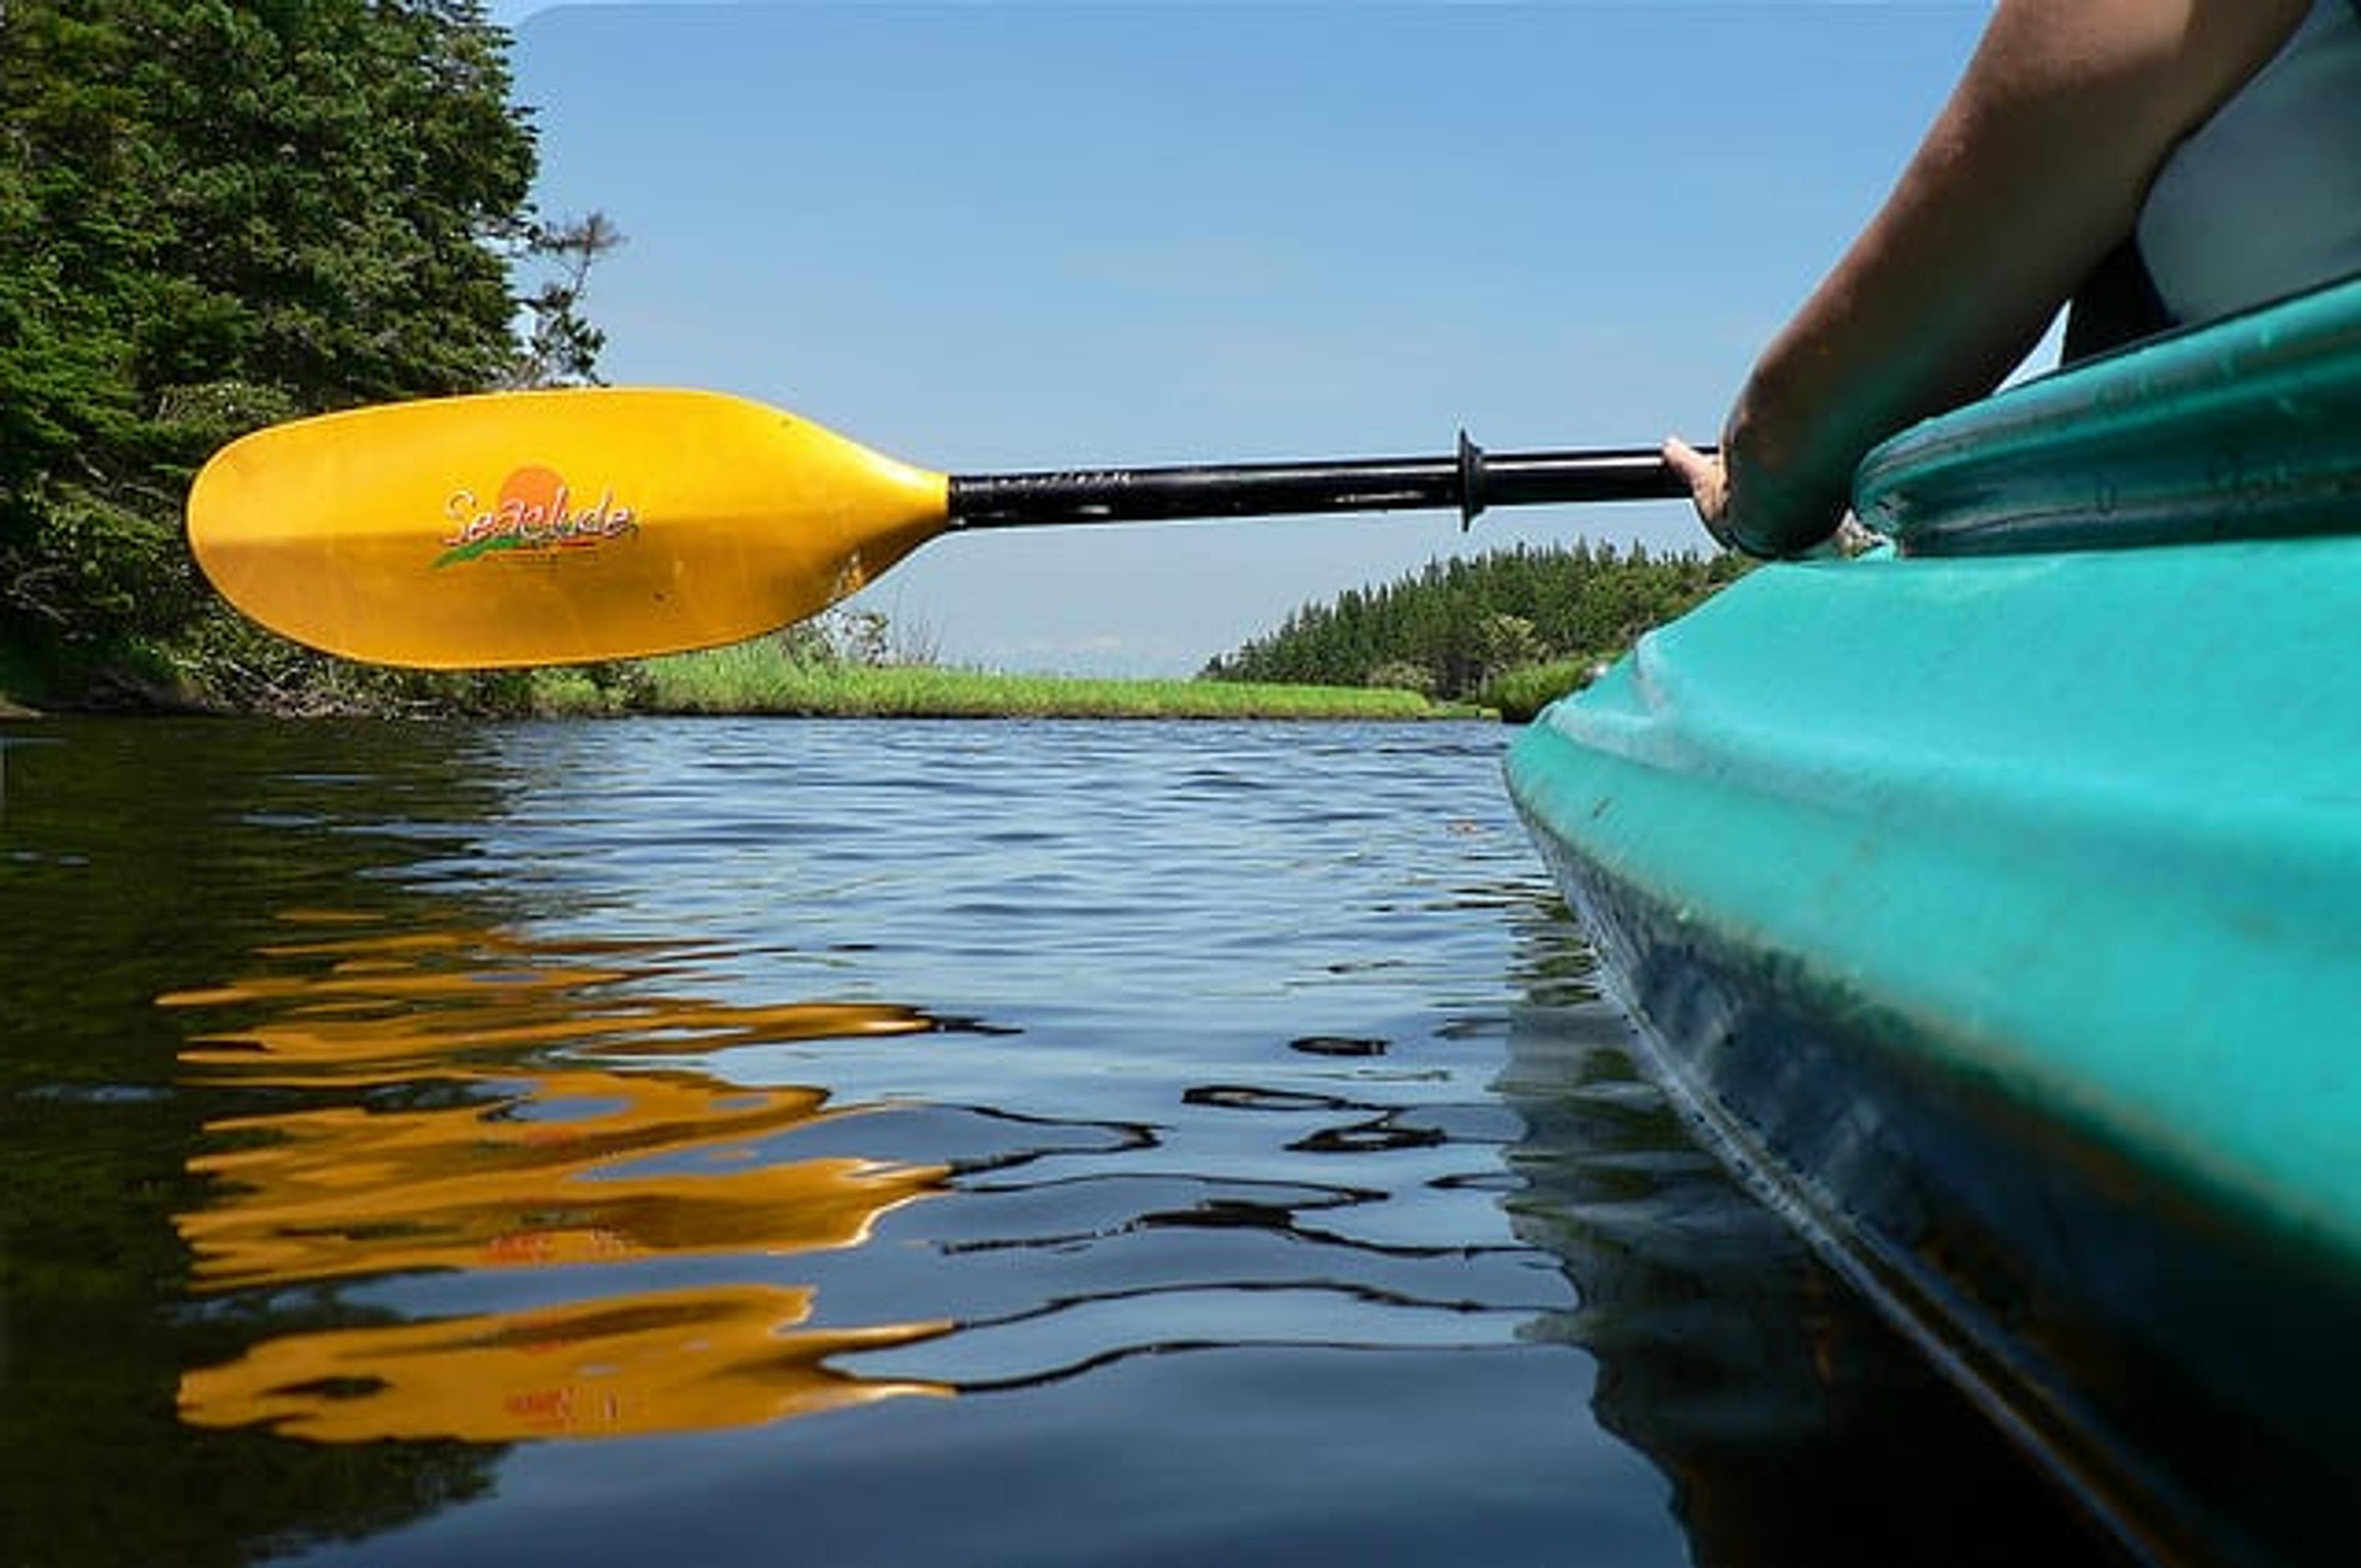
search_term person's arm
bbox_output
[1671,0,2310,556]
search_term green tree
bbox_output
[507,210,625,387]
[0,0,563,700]
[1204,540,1750,702]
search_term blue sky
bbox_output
[493,3,1998,675]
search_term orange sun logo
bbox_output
[437,466,639,567]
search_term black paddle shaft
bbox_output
[947,435,1702,533]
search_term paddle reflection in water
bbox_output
[165,915,965,1443]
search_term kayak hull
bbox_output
[1506,547,2361,1565]
[1506,279,2361,1567]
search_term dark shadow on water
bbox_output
[0,721,984,1566]
[1497,906,2128,1567]
[4,720,531,1568]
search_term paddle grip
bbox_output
[947,440,1698,532]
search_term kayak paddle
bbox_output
[187,387,1696,669]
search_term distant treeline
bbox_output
[1202,541,1750,707]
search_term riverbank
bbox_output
[533,641,1477,720]
[0,637,1489,722]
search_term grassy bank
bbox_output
[1,632,1508,723]
[1476,657,1610,723]
[532,640,1468,720]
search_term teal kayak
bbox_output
[1506,276,2361,1568]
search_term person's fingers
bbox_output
[1661,435,1713,483]
[1661,436,1736,549]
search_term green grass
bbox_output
[1477,657,1612,723]
[528,639,1468,720]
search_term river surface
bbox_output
[1,717,2110,1567]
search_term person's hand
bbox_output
[1665,434,1885,560]
[1664,435,1863,558]
[1663,436,1744,554]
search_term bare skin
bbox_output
[1668,0,2311,556]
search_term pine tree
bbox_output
[1,0,552,670]
[1201,542,1750,700]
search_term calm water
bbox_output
[1,717,2108,1567]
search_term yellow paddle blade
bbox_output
[188,388,952,668]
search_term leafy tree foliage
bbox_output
[1203,541,1750,700]
[0,0,587,697]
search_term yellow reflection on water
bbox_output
[179,1086,935,1294]
[178,1067,934,1289]
[164,924,933,1086]
[167,914,960,1443]
[179,1283,952,1443]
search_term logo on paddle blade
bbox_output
[436,465,639,567]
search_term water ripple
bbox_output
[3,715,2098,1566]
